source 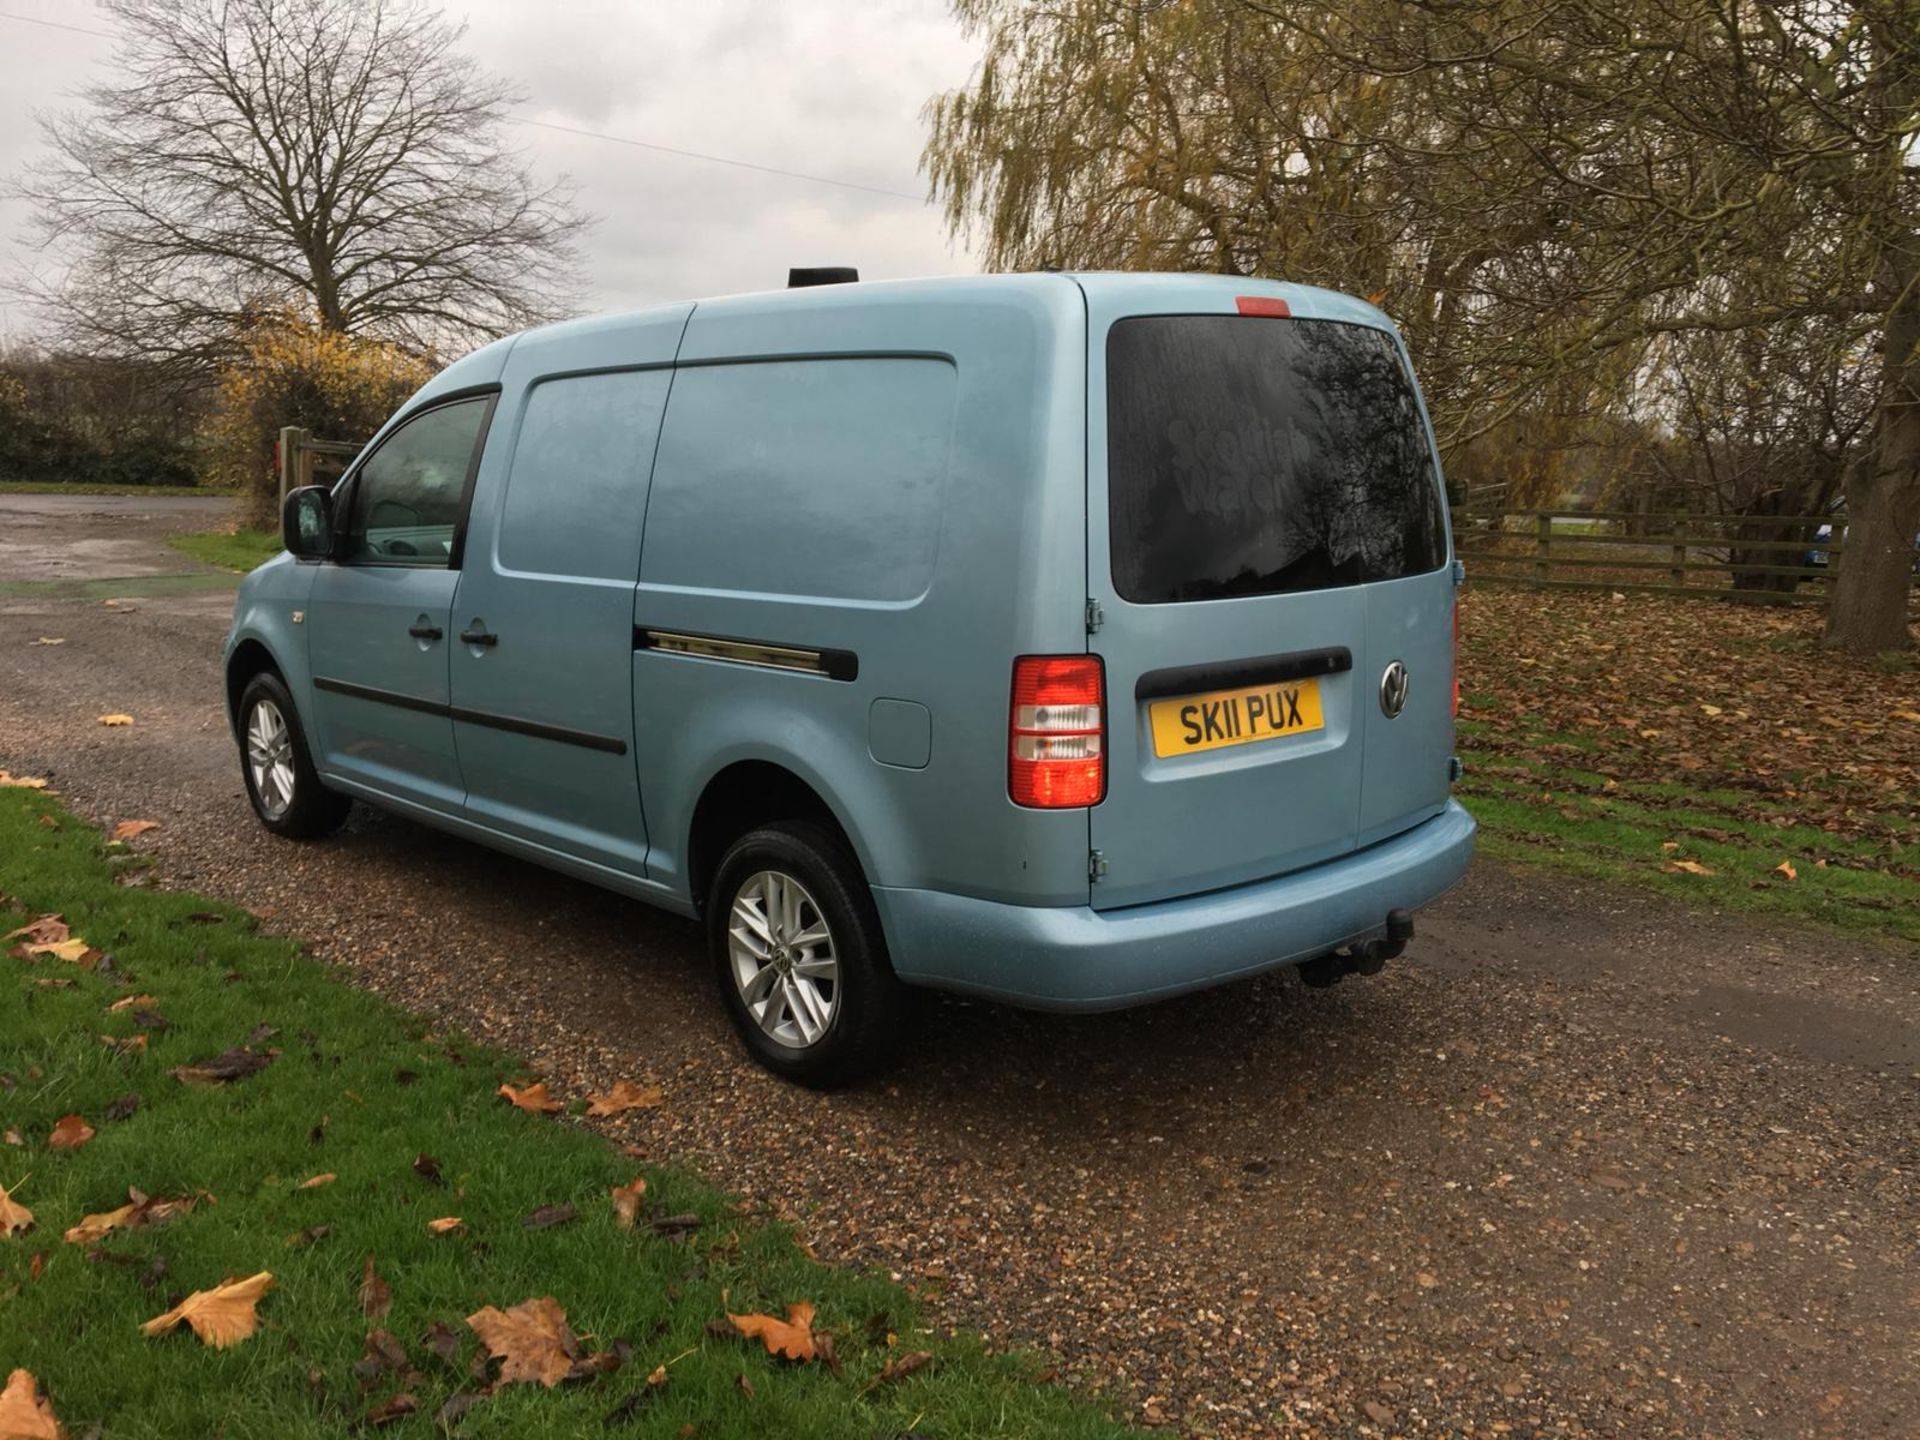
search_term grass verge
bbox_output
[167,526,282,574]
[0,482,236,498]
[0,785,1133,1439]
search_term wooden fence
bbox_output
[1447,507,1912,608]
[275,427,362,506]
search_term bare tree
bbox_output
[14,0,587,364]
[925,0,1920,652]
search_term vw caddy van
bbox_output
[230,271,1476,1085]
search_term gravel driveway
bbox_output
[3,494,1916,1438]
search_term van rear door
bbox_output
[1083,282,1452,910]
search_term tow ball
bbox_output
[1298,909,1415,988]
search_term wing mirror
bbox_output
[282,485,334,560]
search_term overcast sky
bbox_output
[0,0,983,345]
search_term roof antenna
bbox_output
[788,266,858,288]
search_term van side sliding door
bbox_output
[445,306,692,879]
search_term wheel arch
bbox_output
[685,760,864,918]
[225,637,285,729]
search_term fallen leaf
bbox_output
[0,773,49,789]
[497,1081,562,1114]
[48,1116,94,1152]
[34,938,97,965]
[3,916,67,947]
[171,1047,275,1085]
[63,1188,199,1245]
[104,1094,140,1122]
[110,820,160,842]
[411,1154,444,1187]
[354,1330,411,1389]
[646,1364,667,1388]
[97,714,134,727]
[360,1393,416,1428]
[1664,859,1715,876]
[426,1217,463,1236]
[297,1173,336,1191]
[734,1372,753,1399]
[466,1296,579,1388]
[1416,1271,1439,1288]
[610,1178,648,1230]
[873,1350,934,1386]
[28,637,63,646]
[359,1254,392,1318]
[0,1180,33,1238]
[523,1203,577,1230]
[1699,704,1723,716]
[434,1392,485,1427]
[2,1132,19,1149]
[141,1270,273,1347]
[106,994,158,1013]
[728,1302,817,1362]
[285,1225,330,1247]
[0,1368,62,1440]
[584,1080,664,1117]
[1774,860,1798,882]
[423,1321,464,1367]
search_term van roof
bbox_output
[508,271,1396,350]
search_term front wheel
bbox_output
[708,821,910,1087]
[237,672,351,839]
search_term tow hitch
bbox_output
[1298,909,1415,988]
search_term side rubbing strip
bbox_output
[634,628,858,682]
[312,676,628,755]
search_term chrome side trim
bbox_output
[634,628,858,682]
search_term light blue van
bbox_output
[228,271,1475,1084]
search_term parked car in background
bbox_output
[1803,500,1920,573]
[226,271,1475,1085]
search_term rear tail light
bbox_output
[1009,656,1105,808]
[1452,598,1461,717]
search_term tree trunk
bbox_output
[1823,397,1920,652]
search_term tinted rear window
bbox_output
[1107,316,1446,603]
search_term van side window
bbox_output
[497,371,671,580]
[641,358,956,603]
[340,397,491,566]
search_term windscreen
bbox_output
[1107,315,1446,603]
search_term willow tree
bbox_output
[17,0,586,365]
[926,0,1920,652]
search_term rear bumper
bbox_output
[872,799,1475,1011]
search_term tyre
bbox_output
[236,671,351,839]
[707,821,909,1087]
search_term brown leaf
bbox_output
[422,1321,464,1367]
[97,714,134,727]
[466,1296,579,1388]
[0,1180,33,1238]
[2,916,66,947]
[434,1392,485,1427]
[1663,859,1715,876]
[497,1081,562,1114]
[734,1371,754,1399]
[172,1047,275,1085]
[583,1080,664,1117]
[110,820,160,842]
[1774,859,1798,882]
[728,1302,817,1362]
[286,1225,331,1248]
[360,1393,417,1428]
[610,1178,648,1230]
[48,1115,94,1151]
[0,1368,62,1440]
[140,1270,273,1347]
[63,1188,199,1245]
[522,1203,577,1231]
[26,938,94,966]
[426,1217,464,1236]
[875,1350,934,1385]
[359,1254,392,1319]
[411,1154,444,1187]
[105,994,157,1013]
[0,772,50,789]
[354,1330,411,1389]
[297,1173,336,1191]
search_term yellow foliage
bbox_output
[201,314,433,524]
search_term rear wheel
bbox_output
[707,821,908,1087]
[237,672,350,839]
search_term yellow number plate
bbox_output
[1148,677,1325,758]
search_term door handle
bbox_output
[407,622,443,641]
[459,624,498,647]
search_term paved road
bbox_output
[2,493,1916,1438]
